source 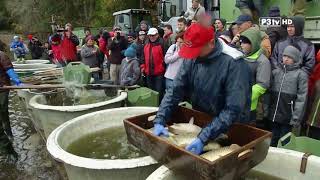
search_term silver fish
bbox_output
[200,144,241,161]
[170,133,221,151]
[168,117,202,135]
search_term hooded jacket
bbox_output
[241,28,271,111]
[269,46,308,126]
[154,39,252,143]
[270,16,315,74]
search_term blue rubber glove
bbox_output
[185,138,204,155]
[153,124,169,137]
[6,68,21,86]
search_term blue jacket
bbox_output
[10,41,25,49]
[154,39,252,143]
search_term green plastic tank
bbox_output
[63,62,91,84]
[278,132,320,157]
[127,87,159,107]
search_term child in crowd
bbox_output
[10,36,27,62]
[268,44,308,146]
[240,28,271,122]
[119,46,140,86]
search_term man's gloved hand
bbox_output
[6,68,21,86]
[153,124,169,137]
[185,138,204,155]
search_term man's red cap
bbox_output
[179,23,215,59]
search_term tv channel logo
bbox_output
[259,17,293,27]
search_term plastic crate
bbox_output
[127,87,159,107]
[278,132,320,157]
[124,107,272,180]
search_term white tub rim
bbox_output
[46,107,158,170]
[146,147,320,179]
[29,91,127,112]
[13,59,50,65]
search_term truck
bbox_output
[113,9,152,34]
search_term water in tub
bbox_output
[41,81,118,106]
[67,126,147,159]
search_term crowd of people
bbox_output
[2,0,320,160]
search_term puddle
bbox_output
[0,92,66,180]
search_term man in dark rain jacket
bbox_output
[152,23,252,155]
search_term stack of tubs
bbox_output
[47,107,160,180]
[13,59,56,77]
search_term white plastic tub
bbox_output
[147,147,320,180]
[47,107,159,180]
[29,90,127,138]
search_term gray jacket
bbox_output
[268,63,308,126]
[244,51,271,89]
[80,45,99,68]
[120,57,140,86]
[164,44,183,80]
[270,37,315,74]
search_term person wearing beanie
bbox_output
[214,18,227,37]
[119,47,140,86]
[152,23,251,155]
[268,44,308,146]
[271,16,315,75]
[240,28,271,122]
[127,32,136,46]
[81,35,100,80]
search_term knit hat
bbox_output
[124,47,137,58]
[268,6,280,17]
[283,45,301,63]
[85,35,95,43]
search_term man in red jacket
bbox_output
[60,23,79,65]
[141,28,165,102]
